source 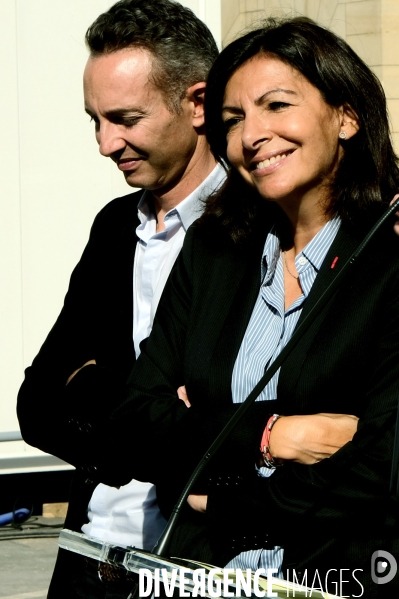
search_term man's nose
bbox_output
[96,123,126,157]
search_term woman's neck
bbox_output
[277,196,330,255]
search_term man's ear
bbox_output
[339,103,360,140]
[185,81,206,127]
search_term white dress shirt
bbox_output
[82,164,226,550]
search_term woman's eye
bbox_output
[223,117,241,132]
[269,101,289,111]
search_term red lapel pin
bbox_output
[331,256,339,269]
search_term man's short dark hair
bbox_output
[85,0,219,113]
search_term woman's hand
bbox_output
[177,385,191,407]
[187,494,207,512]
[188,414,358,511]
[66,359,96,385]
[269,413,359,465]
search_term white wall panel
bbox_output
[0,0,221,471]
[16,0,130,368]
[0,0,24,431]
[182,0,222,48]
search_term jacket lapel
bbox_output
[204,238,266,401]
[99,193,141,374]
[278,223,364,404]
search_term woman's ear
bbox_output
[185,81,206,128]
[339,103,360,140]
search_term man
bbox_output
[17,1,223,597]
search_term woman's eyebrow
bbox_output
[222,88,298,113]
[221,106,242,115]
[255,88,297,106]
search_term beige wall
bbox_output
[0,0,221,473]
[222,0,399,152]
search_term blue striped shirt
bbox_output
[227,215,341,576]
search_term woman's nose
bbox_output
[241,113,272,151]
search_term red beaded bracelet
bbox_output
[260,414,283,468]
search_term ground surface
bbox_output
[0,518,63,599]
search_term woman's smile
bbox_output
[250,149,295,175]
[222,54,348,211]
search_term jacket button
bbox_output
[78,421,92,433]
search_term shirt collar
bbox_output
[136,162,226,231]
[261,214,341,282]
[300,215,341,273]
[261,228,280,284]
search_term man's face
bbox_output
[83,48,199,193]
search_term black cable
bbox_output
[11,498,33,529]
[0,531,61,541]
[21,516,66,528]
[0,514,65,541]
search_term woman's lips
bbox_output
[251,150,294,176]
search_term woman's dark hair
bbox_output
[203,17,399,243]
[85,0,218,113]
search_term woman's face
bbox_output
[222,54,347,211]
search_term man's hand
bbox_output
[269,413,359,465]
[187,494,207,512]
[66,360,97,385]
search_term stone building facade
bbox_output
[221,0,399,152]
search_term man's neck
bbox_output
[152,138,217,232]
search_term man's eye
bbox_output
[89,116,100,130]
[120,117,140,127]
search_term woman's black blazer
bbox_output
[108,213,399,595]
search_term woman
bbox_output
[111,17,399,595]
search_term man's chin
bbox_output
[123,172,167,193]
[123,172,145,189]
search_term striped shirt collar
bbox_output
[262,214,341,289]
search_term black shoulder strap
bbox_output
[390,408,399,495]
